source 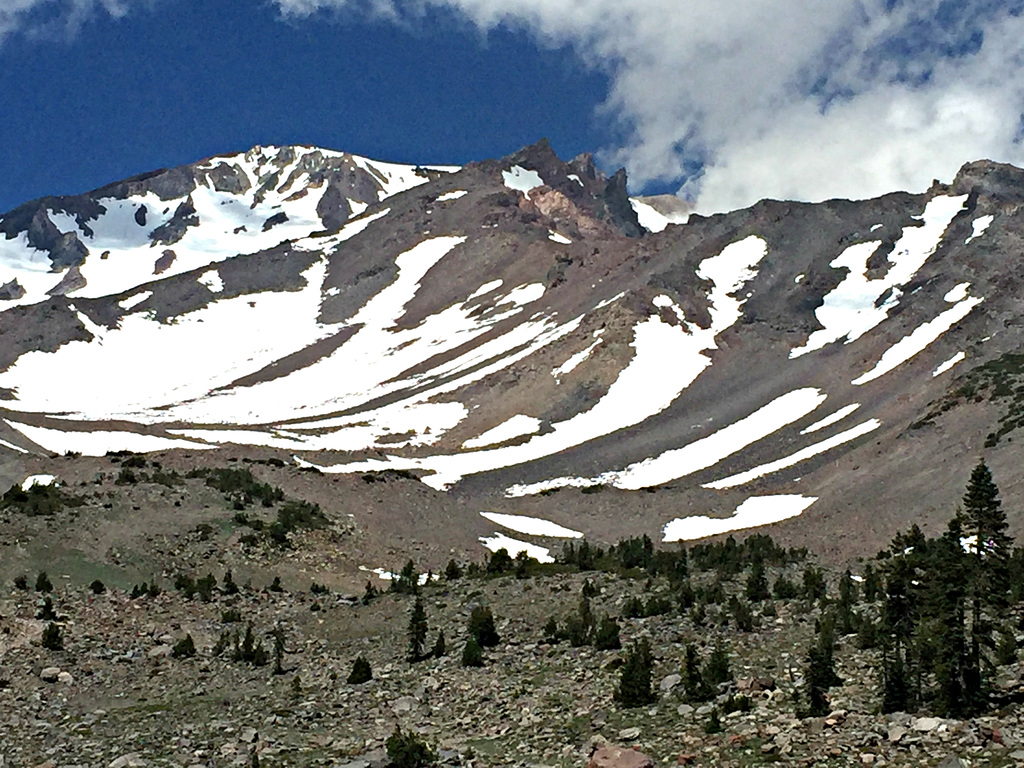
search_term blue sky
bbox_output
[2,0,1023,215]
[0,1,611,212]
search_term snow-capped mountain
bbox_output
[2,140,1021,558]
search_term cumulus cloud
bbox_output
[273,0,1024,212]
[0,0,145,45]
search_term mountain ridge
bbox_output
[0,142,1022,564]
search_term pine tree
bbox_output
[407,597,429,662]
[704,638,732,687]
[172,634,196,659]
[804,616,843,717]
[393,560,419,595]
[347,655,373,684]
[745,558,770,602]
[593,615,621,650]
[41,621,63,650]
[862,563,880,602]
[35,571,53,593]
[837,569,858,635]
[683,644,711,702]
[959,459,1013,711]
[468,606,500,647]
[444,559,462,581]
[431,630,446,658]
[614,638,655,707]
[461,636,484,667]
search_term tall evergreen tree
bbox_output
[960,460,1013,708]
[745,557,770,603]
[614,638,655,707]
[407,598,428,662]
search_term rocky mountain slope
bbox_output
[1,141,1023,566]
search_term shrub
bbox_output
[461,636,484,667]
[362,580,378,605]
[468,606,500,647]
[222,571,240,595]
[348,655,373,684]
[614,638,655,707]
[486,547,514,574]
[35,571,53,593]
[41,622,63,650]
[444,559,462,581]
[431,630,446,658]
[773,575,800,600]
[89,579,106,595]
[310,581,329,595]
[13,575,28,590]
[222,609,243,623]
[36,597,57,621]
[594,615,622,651]
[268,576,284,593]
[705,708,722,734]
[172,634,197,659]
[385,727,437,768]
[542,616,560,644]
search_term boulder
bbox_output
[659,674,681,692]
[40,667,60,683]
[586,745,655,768]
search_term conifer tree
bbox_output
[461,635,484,667]
[614,638,655,707]
[745,557,770,602]
[407,598,429,662]
[959,459,1013,710]
[804,615,843,716]
[594,615,621,651]
[837,569,858,635]
[431,630,446,658]
[705,638,732,687]
[348,655,373,684]
[862,563,880,602]
[683,643,710,702]
[468,606,500,647]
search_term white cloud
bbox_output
[0,0,146,45]
[273,0,1024,212]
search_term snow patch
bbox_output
[502,166,544,199]
[463,415,542,449]
[630,198,688,233]
[198,269,224,293]
[479,511,583,538]
[801,404,861,435]
[663,495,818,542]
[548,231,572,244]
[436,190,468,202]
[506,388,826,496]
[944,282,970,303]
[791,195,968,358]
[479,532,553,563]
[7,421,215,456]
[852,296,982,385]
[118,291,152,311]
[468,280,503,300]
[933,351,966,377]
[705,420,882,489]
[552,337,602,378]
[965,215,994,245]
[21,474,56,490]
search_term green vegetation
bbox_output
[2,483,84,517]
[348,655,373,684]
[614,638,655,707]
[385,727,437,768]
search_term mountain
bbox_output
[1,140,1022,564]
